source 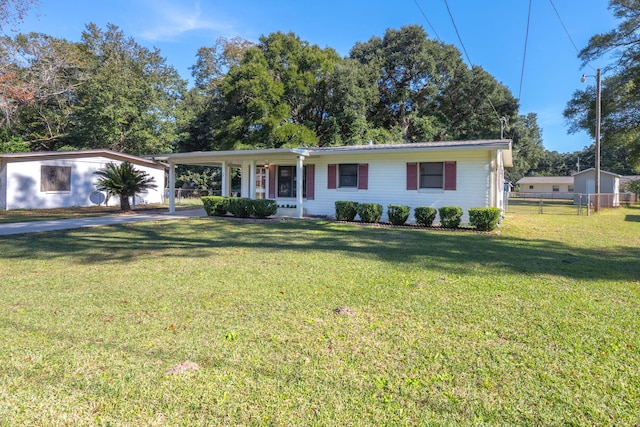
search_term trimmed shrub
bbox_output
[357,203,383,223]
[335,201,358,221]
[226,197,252,218]
[387,204,410,226]
[468,207,501,231]
[201,196,227,216]
[251,199,278,219]
[438,206,463,228]
[414,206,437,227]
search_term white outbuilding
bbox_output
[0,150,166,210]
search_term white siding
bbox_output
[4,157,165,210]
[296,149,494,224]
[520,183,573,193]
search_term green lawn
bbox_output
[1,207,638,426]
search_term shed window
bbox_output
[529,185,534,190]
[41,166,71,192]
[552,185,560,192]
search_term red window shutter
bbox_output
[357,164,369,190]
[406,162,418,190]
[268,164,276,198]
[444,161,457,190]
[305,164,315,200]
[327,164,337,189]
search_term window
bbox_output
[41,166,71,192]
[406,162,456,191]
[277,165,307,198]
[552,185,560,192]
[278,166,295,197]
[420,162,444,188]
[568,185,574,192]
[529,185,534,190]
[328,164,368,190]
[339,164,358,188]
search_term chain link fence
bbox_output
[506,192,637,216]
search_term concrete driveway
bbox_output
[0,209,206,236]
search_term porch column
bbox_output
[296,155,304,218]
[221,161,228,197]
[249,160,256,199]
[168,162,176,213]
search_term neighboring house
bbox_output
[573,168,622,207]
[153,139,513,223]
[515,176,574,197]
[0,150,166,210]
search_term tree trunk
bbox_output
[120,195,131,211]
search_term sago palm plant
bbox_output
[94,161,157,211]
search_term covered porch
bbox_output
[152,148,311,218]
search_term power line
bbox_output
[548,0,596,71]
[442,0,472,66]
[518,0,533,101]
[441,0,501,124]
[414,0,441,42]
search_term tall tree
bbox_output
[215,32,344,149]
[71,23,186,155]
[175,37,253,153]
[0,0,38,33]
[1,33,87,150]
[350,25,463,141]
[433,65,518,141]
[564,0,640,169]
[506,113,545,182]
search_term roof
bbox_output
[0,149,166,170]
[151,139,513,167]
[516,176,574,185]
[573,168,622,178]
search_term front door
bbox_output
[255,167,266,199]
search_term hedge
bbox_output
[357,203,383,223]
[201,196,277,219]
[335,201,358,221]
[387,204,410,225]
[468,207,501,231]
[251,199,278,219]
[438,206,463,229]
[201,196,227,216]
[414,206,437,227]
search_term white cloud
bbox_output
[137,0,233,41]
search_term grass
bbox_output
[0,207,639,426]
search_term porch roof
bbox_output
[150,139,513,167]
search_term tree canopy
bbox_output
[1,17,636,177]
[564,0,640,169]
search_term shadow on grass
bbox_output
[0,217,638,282]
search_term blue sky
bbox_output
[18,0,617,153]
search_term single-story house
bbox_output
[515,176,574,197]
[573,168,622,207]
[152,139,513,224]
[0,150,166,210]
